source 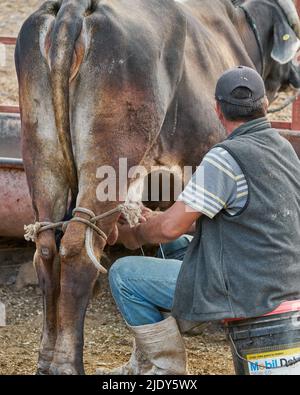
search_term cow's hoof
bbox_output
[49,363,82,375]
[36,366,50,375]
[36,353,53,375]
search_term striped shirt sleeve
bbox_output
[178,147,248,219]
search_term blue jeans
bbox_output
[109,236,193,326]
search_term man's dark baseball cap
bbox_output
[215,66,266,107]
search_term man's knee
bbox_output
[109,257,132,289]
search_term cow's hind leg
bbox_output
[33,197,71,375]
[35,230,61,375]
[19,110,69,374]
[35,205,75,375]
[17,73,70,374]
[49,220,103,375]
[29,183,69,376]
[16,7,72,374]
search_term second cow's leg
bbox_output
[49,213,113,375]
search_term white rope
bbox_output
[24,223,42,242]
[120,202,143,227]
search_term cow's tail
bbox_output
[47,0,94,198]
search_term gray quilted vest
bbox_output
[172,117,300,322]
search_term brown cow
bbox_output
[15,0,300,374]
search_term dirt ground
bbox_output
[0,279,234,375]
[0,0,294,376]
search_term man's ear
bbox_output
[271,18,300,64]
[216,101,226,125]
[215,101,222,119]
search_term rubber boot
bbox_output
[133,316,187,375]
[96,340,152,375]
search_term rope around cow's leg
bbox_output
[24,221,65,242]
[24,203,144,274]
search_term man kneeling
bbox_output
[99,67,300,375]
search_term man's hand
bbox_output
[140,207,155,222]
[110,201,201,249]
[107,222,141,250]
[108,206,156,248]
[118,206,158,225]
[116,224,141,250]
[109,206,163,249]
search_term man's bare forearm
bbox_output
[118,202,201,250]
[134,203,200,246]
[134,211,175,246]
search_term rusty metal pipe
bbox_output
[0,158,23,169]
[0,114,34,238]
[0,164,34,238]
